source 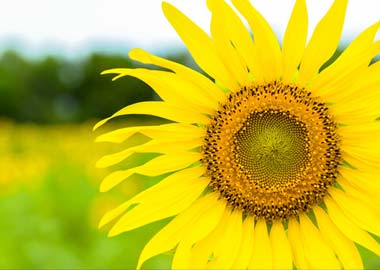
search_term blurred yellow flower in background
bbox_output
[97,0,380,269]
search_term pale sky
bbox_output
[1,0,379,57]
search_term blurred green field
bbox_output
[0,120,379,269]
[0,120,173,269]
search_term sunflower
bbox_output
[95,0,380,269]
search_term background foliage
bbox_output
[0,50,194,123]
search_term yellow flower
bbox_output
[95,0,380,269]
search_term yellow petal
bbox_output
[340,121,380,143]
[313,205,363,269]
[340,121,380,165]
[189,207,233,269]
[281,0,308,83]
[137,193,223,269]
[99,167,205,229]
[314,42,380,105]
[329,187,380,237]
[206,0,262,82]
[340,167,380,200]
[100,169,137,193]
[231,0,281,81]
[288,217,309,269]
[343,63,380,101]
[342,150,375,170]
[324,61,380,116]
[207,0,251,86]
[297,0,348,86]
[231,216,255,269]
[96,138,202,168]
[206,210,242,269]
[329,58,380,122]
[109,171,208,236]
[95,124,142,143]
[173,197,227,269]
[110,179,208,237]
[100,152,201,192]
[298,213,341,269]
[187,199,228,243]
[311,22,380,96]
[324,196,380,255]
[343,148,380,170]
[249,219,272,269]
[335,96,380,125]
[102,68,217,113]
[96,123,204,144]
[270,221,293,270]
[339,176,380,210]
[336,21,379,63]
[162,2,238,90]
[135,152,201,176]
[340,123,380,160]
[93,101,209,130]
[172,241,192,270]
[129,48,226,103]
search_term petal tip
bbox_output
[136,258,144,270]
[100,69,112,75]
[99,180,111,193]
[95,158,107,169]
[129,48,148,62]
[162,1,178,19]
[98,222,104,229]
[94,136,103,143]
[93,119,106,131]
[161,1,170,8]
[98,214,111,229]
[107,228,119,237]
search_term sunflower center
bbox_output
[202,81,341,221]
[235,111,310,191]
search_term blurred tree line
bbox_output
[0,50,191,123]
[0,47,351,124]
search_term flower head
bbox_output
[96,0,380,269]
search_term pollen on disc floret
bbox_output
[202,81,341,222]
